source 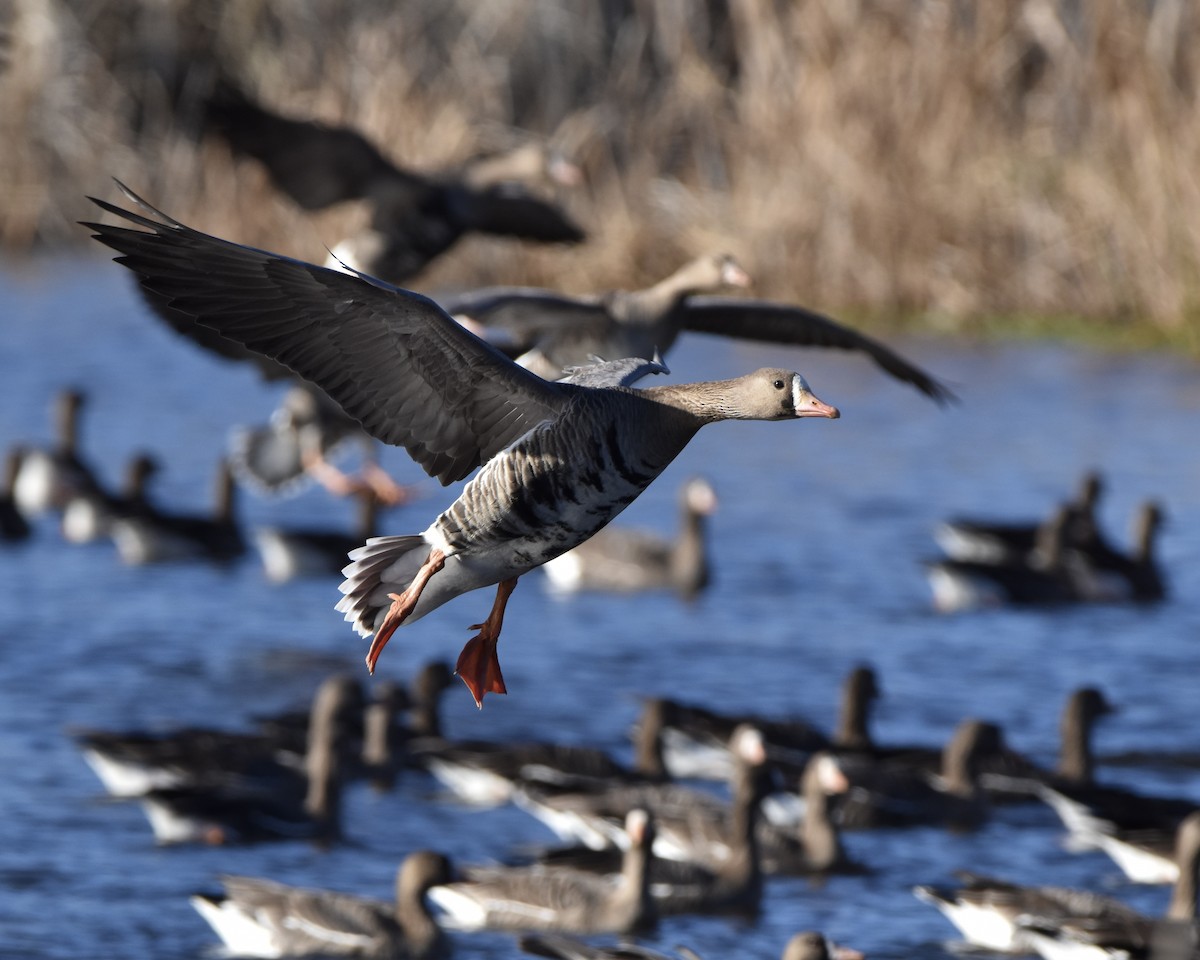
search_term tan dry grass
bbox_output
[1,0,1198,337]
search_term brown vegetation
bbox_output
[1,0,1198,340]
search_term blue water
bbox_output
[1,257,1198,959]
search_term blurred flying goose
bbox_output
[205,83,584,285]
[73,674,364,798]
[110,456,244,564]
[253,485,387,583]
[192,850,452,958]
[60,451,159,544]
[428,809,655,935]
[86,185,840,707]
[519,930,865,960]
[13,388,103,517]
[995,813,1200,959]
[829,718,1002,830]
[442,255,954,403]
[542,476,717,600]
[934,470,1106,564]
[0,446,32,542]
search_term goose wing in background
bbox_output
[681,297,955,404]
[441,287,612,341]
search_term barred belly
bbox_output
[434,414,680,575]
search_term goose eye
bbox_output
[773,379,785,390]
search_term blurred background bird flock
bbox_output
[1,2,1198,959]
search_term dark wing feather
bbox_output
[83,184,570,485]
[439,287,610,342]
[136,284,295,380]
[682,297,956,404]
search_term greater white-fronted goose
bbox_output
[429,809,655,935]
[926,505,1094,612]
[1034,773,1200,859]
[110,456,244,564]
[518,930,865,960]
[0,446,32,542]
[60,451,159,544]
[191,849,452,958]
[1083,500,1167,603]
[205,83,585,285]
[829,718,1001,830]
[541,476,717,600]
[934,470,1106,564]
[253,486,387,583]
[13,388,104,517]
[410,665,664,805]
[442,255,953,403]
[85,185,841,707]
[634,666,884,783]
[1011,812,1200,959]
[914,870,1149,955]
[136,734,342,846]
[75,674,363,799]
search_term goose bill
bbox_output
[793,378,840,419]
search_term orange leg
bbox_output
[365,548,446,674]
[456,577,518,708]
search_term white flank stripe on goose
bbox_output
[190,896,282,958]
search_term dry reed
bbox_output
[1,0,1198,340]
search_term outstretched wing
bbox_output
[84,183,571,485]
[682,297,956,404]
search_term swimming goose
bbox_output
[637,666,883,782]
[1084,501,1167,603]
[442,255,954,403]
[60,452,159,544]
[926,504,1094,612]
[1008,812,1200,959]
[85,185,841,707]
[914,871,1150,955]
[830,718,1001,830]
[253,486,387,583]
[542,476,717,600]
[135,680,347,845]
[191,849,452,958]
[75,674,363,799]
[0,446,32,542]
[205,84,585,284]
[13,388,103,517]
[934,470,1106,564]
[518,930,865,960]
[429,809,655,935]
[411,666,666,805]
[110,456,244,564]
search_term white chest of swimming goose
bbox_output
[86,184,840,707]
[191,850,452,958]
[14,389,104,517]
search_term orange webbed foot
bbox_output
[456,631,508,709]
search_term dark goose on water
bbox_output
[84,183,840,708]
